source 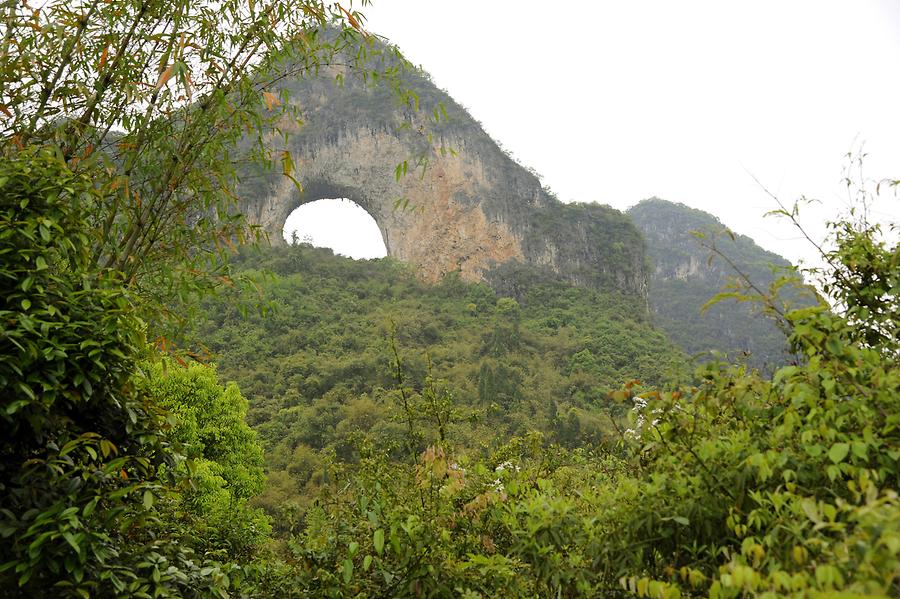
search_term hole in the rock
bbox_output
[283,198,387,260]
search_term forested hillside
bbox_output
[629,198,807,369]
[192,244,688,521]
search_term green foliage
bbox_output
[0,148,243,597]
[816,211,898,354]
[246,193,899,596]
[604,214,900,595]
[145,361,271,560]
[191,244,689,523]
[0,1,426,595]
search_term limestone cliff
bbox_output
[238,57,647,300]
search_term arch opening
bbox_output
[282,198,387,260]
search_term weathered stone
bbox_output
[238,64,648,300]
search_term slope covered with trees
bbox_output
[2,0,898,596]
[628,198,808,369]
[191,244,688,521]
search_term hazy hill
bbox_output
[628,198,806,369]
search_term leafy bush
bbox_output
[0,148,227,597]
[145,360,271,560]
[0,147,274,598]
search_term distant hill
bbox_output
[628,198,808,369]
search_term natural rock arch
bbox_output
[241,129,526,283]
[238,64,648,299]
[283,198,386,258]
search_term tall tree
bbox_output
[0,2,408,595]
[1,0,407,333]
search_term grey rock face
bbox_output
[237,63,648,300]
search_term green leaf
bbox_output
[62,532,81,556]
[825,335,843,355]
[142,490,154,509]
[341,559,353,584]
[83,498,98,519]
[828,442,849,464]
[373,528,385,556]
[6,400,29,415]
[700,292,745,314]
[362,555,372,571]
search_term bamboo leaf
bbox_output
[373,529,385,555]
[155,65,174,90]
[97,45,109,71]
[262,91,281,110]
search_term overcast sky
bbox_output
[286,0,900,268]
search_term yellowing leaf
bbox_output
[262,91,281,111]
[336,3,365,34]
[281,150,293,177]
[155,65,173,90]
[98,45,109,70]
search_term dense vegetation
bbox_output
[0,0,401,595]
[5,143,898,597]
[238,198,897,597]
[191,244,688,522]
[629,198,807,370]
[0,147,274,595]
[2,1,898,597]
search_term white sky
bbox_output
[286,0,900,267]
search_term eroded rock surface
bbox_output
[238,63,647,299]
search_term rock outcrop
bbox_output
[238,60,647,299]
